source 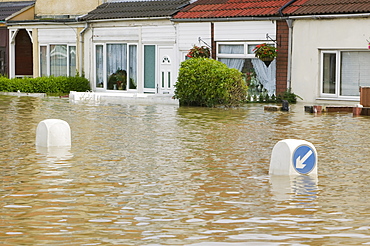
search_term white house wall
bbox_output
[38,28,77,44]
[84,19,179,93]
[142,25,176,44]
[177,22,211,51]
[291,17,370,104]
[214,21,275,41]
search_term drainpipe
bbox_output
[278,0,298,90]
[78,20,89,77]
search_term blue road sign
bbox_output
[292,145,316,175]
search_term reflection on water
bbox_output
[1,95,370,245]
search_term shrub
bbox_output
[174,58,248,107]
[276,88,302,104]
[0,75,90,94]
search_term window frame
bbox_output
[217,41,274,59]
[94,42,138,91]
[39,44,76,77]
[320,50,370,100]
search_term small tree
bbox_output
[174,58,248,107]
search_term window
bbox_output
[321,51,370,98]
[217,42,276,95]
[95,43,137,90]
[39,44,76,77]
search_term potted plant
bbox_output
[107,69,127,90]
[253,43,277,67]
[186,45,211,59]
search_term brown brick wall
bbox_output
[0,28,9,77]
[276,20,289,95]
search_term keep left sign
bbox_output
[269,139,318,176]
[293,145,317,175]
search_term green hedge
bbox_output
[174,58,248,107]
[0,76,90,94]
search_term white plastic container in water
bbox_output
[36,119,71,147]
[269,139,317,176]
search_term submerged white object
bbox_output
[269,139,317,176]
[36,119,71,147]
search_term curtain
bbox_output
[341,51,370,96]
[219,58,245,71]
[129,45,137,89]
[50,45,67,76]
[219,44,244,54]
[69,46,76,77]
[252,59,276,95]
[107,44,127,76]
[95,45,104,88]
[40,46,47,77]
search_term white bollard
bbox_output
[36,119,71,147]
[269,139,317,176]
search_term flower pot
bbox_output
[260,57,274,67]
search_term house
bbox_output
[282,0,370,104]
[79,0,191,94]
[172,0,292,97]
[0,1,35,77]
[5,0,104,78]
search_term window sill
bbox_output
[317,97,359,102]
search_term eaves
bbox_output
[83,16,171,23]
[288,13,370,20]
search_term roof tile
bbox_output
[283,0,370,15]
[173,0,288,19]
[82,0,190,21]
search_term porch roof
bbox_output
[0,1,35,21]
[80,0,191,21]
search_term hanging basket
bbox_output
[260,57,274,67]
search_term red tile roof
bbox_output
[173,0,289,19]
[283,0,370,16]
[174,0,370,20]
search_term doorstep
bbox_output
[69,91,179,105]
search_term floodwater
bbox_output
[1,95,370,246]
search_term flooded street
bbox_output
[1,94,370,245]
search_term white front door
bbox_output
[158,47,173,94]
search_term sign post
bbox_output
[269,139,317,176]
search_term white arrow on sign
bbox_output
[296,150,313,169]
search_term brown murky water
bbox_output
[1,94,370,245]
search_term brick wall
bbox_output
[276,20,289,95]
[0,28,8,77]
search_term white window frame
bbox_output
[320,50,370,100]
[39,44,76,77]
[93,42,138,91]
[217,41,275,59]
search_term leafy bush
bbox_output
[276,88,302,104]
[0,76,90,94]
[174,58,248,107]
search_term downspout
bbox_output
[279,0,298,90]
[77,16,89,77]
